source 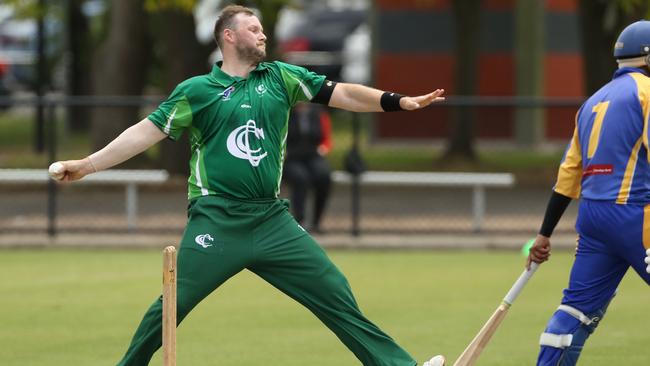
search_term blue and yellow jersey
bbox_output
[555,67,650,204]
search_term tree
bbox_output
[579,0,650,95]
[67,0,93,130]
[90,0,150,155]
[441,0,481,163]
[151,3,213,175]
[514,0,544,147]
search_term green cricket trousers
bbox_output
[117,195,416,366]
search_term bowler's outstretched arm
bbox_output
[328,82,445,112]
[51,118,166,182]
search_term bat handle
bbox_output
[503,262,539,305]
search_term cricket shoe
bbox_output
[423,355,445,366]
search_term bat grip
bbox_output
[503,262,539,305]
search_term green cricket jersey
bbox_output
[148,61,326,200]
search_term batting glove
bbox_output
[645,248,650,274]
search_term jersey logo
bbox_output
[220,85,235,101]
[195,234,214,248]
[255,83,267,95]
[583,164,613,177]
[226,120,268,167]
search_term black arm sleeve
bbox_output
[311,80,337,105]
[539,191,572,237]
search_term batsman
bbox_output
[50,5,446,366]
[527,20,650,365]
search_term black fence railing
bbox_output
[0,95,584,237]
[0,94,585,107]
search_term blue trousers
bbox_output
[537,199,650,365]
[563,199,650,311]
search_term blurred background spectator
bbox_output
[283,103,333,234]
[0,58,8,105]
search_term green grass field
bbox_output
[1,249,647,365]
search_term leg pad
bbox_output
[537,298,613,366]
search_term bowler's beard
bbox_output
[236,43,266,65]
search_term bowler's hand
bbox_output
[527,234,551,269]
[50,158,96,182]
[400,89,445,110]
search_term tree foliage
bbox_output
[3,0,44,18]
[144,0,197,13]
[579,0,650,95]
[2,0,296,172]
[440,0,481,163]
[618,0,650,17]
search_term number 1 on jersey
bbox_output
[588,101,610,159]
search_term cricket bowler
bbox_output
[50,5,447,366]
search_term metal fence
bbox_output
[0,95,582,237]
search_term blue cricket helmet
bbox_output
[614,20,650,59]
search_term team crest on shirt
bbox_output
[255,83,267,95]
[220,85,235,101]
[226,119,268,167]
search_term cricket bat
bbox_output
[452,262,539,366]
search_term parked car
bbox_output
[0,5,38,92]
[276,8,368,82]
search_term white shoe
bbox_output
[423,355,446,366]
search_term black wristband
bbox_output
[539,191,572,237]
[380,92,404,112]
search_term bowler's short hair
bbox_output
[213,5,255,49]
